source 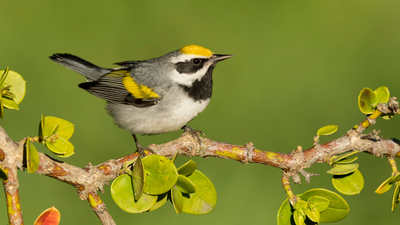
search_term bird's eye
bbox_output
[192,58,201,65]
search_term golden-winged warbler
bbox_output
[50,44,233,156]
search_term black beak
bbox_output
[211,54,234,63]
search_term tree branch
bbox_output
[0,98,399,224]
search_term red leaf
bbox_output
[34,206,60,225]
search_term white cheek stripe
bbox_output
[170,66,208,87]
[170,55,210,87]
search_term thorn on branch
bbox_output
[299,169,319,183]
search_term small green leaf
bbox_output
[182,170,217,215]
[382,113,395,120]
[332,169,364,195]
[307,196,330,212]
[42,116,74,141]
[294,199,307,210]
[375,176,394,194]
[300,188,349,223]
[53,140,74,158]
[142,155,178,195]
[172,186,183,214]
[392,182,400,212]
[131,156,144,201]
[306,207,320,223]
[149,193,168,212]
[372,86,390,108]
[111,174,157,213]
[330,151,359,165]
[358,88,375,114]
[45,137,70,154]
[336,156,358,164]
[0,69,26,104]
[2,97,18,110]
[293,210,305,225]
[177,159,197,176]
[39,114,45,142]
[326,163,359,175]
[176,175,196,193]
[317,125,338,136]
[0,165,8,181]
[25,137,39,174]
[0,67,9,85]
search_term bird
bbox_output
[49,44,233,157]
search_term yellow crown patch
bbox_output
[179,44,213,57]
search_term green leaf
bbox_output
[294,199,307,210]
[308,196,330,212]
[182,170,217,215]
[306,208,320,223]
[358,88,375,114]
[0,165,8,181]
[277,198,293,225]
[45,137,72,154]
[111,174,157,213]
[317,125,338,136]
[0,67,9,85]
[326,163,359,175]
[330,151,359,165]
[335,156,358,164]
[381,113,395,120]
[293,210,305,225]
[172,186,183,214]
[375,176,394,194]
[300,188,349,223]
[149,193,168,212]
[358,87,390,114]
[142,155,178,195]
[176,174,196,193]
[392,182,400,212]
[53,140,74,158]
[42,116,74,141]
[332,169,364,195]
[131,156,144,201]
[372,86,390,108]
[2,97,18,110]
[177,159,197,176]
[39,114,45,142]
[25,137,39,174]
[0,69,26,104]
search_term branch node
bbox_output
[367,116,376,126]
[245,142,254,164]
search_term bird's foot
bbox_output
[136,142,147,158]
[182,126,205,152]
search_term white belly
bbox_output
[106,95,210,135]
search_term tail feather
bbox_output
[49,54,111,81]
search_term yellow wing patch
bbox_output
[179,44,213,57]
[122,75,160,99]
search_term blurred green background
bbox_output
[1,1,400,224]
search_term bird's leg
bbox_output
[181,125,206,154]
[132,134,147,158]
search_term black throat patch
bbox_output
[179,65,214,102]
